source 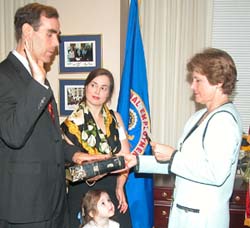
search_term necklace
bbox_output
[207,100,231,113]
[200,101,231,125]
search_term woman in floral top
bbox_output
[61,68,131,228]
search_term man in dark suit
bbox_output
[0,3,105,228]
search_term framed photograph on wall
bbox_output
[59,34,102,73]
[59,79,85,116]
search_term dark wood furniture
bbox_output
[153,174,248,228]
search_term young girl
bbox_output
[80,190,120,228]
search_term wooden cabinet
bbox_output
[153,174,248,228]
[229,175,248,228]
[154,175,174,228]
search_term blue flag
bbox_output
[117,0,154,227]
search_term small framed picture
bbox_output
[59,34,102,73]
[59,79,85,116]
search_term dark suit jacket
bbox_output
[0,53,77,223]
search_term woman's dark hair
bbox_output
[187,48,237,95]
[81,68,115,103]
[14,3,59,42]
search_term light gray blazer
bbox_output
[136,103,242,228]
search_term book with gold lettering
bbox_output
[66,156,125,182]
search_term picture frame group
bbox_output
[59,34,102,73]
[59,79,85,116]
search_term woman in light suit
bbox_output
[124,48,242,228]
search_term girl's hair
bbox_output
[80,189,109,227]
[81,68,115,103]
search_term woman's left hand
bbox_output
[72,152,110,165]
[116,187,128,213]
[151,142,175,162]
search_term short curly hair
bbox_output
[187,48,237,95]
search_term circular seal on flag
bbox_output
[129,109,137,131]
[128,90,150,155]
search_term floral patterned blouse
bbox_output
[61,102,121,155]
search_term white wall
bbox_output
[45,0,122,122]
